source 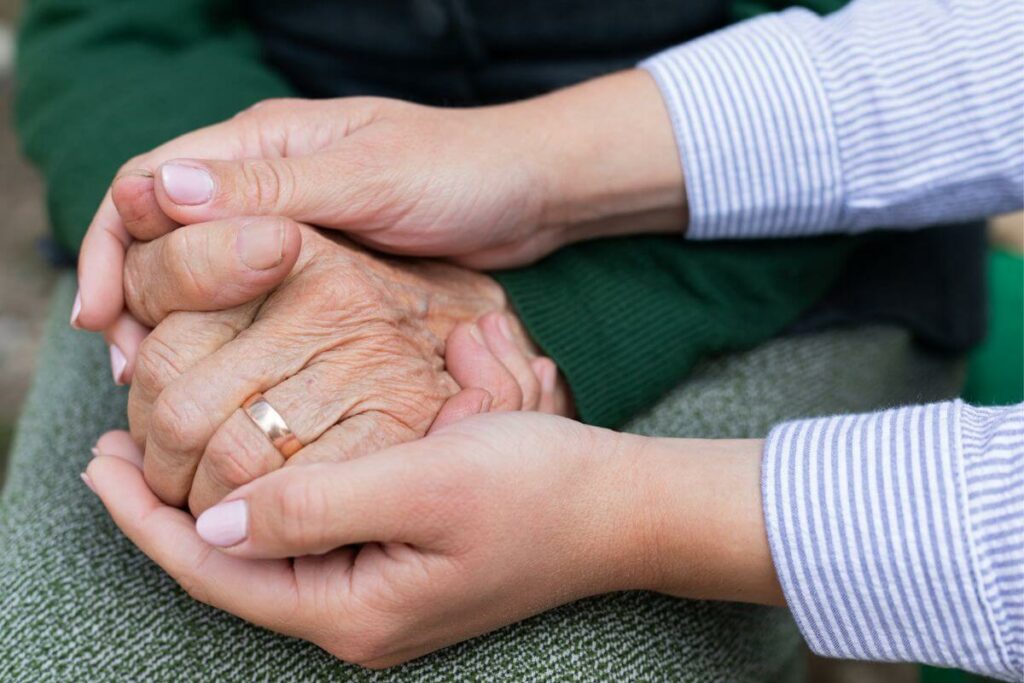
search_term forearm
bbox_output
[516,1,1023,249]
[511,70,687,243]
[617,401,1023,680]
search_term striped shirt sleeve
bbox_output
[640,0,1024,240]
[762,401,1024,680]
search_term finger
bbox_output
[77,113,267,330]
[111,170,179,241]
[94,430,144,468]
[530,356,574,417]
[128,305,258,447]
[284,411,421,469]
[123,217,301,327]
[85,453,300,631]
[444,322,524,410]
[154,156,335,227]
[194,448,443,558]
[531,357,558,415]
[428,389,492,433]
[477,312,542,410]
[75,192,131,331]
[142,330,305,507]
[186,350,440,514]
[102,312,151,386]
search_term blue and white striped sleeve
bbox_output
[762,401,1024,680]
[640,0,1024,240]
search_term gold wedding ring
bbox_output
[242,393,303,458]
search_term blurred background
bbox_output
[0,0,53,478]
[0,1,1019,681]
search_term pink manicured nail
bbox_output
[161,163,213,205]
[70,291,82,328]
[80,472,97,494]
[196,499,248,547]
[109,345,127,385]
[237,220,285,270]
[498,315,514,341]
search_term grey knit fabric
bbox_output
[0,275,963,682]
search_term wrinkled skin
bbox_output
[123,220,538,514]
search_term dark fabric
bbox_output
[242,0,985,363]
[15,0,983,427]
[15,0,855,428]
[793,224,987,352]
[241,0,733,105]
[494,235,854,426]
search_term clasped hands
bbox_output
[76,71,779,667]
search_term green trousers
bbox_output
[0,275,964,681]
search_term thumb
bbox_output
[123,216,302,327]
[195,452,442,559]
[154,156,333,226]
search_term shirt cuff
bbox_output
[640,11,844,240]
[761,400,1021,679]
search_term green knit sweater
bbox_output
[15,0,850,427]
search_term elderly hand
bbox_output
[85,407,779,668]
[72,69,683,337]
[121,216,570,514]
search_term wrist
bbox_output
[630,435,784,605]
[514,69,688,248]
[573,427,659,593]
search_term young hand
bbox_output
[86,406,779,668]
[73,69,684,333]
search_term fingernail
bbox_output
[80,472,97,494]
[238,220,285,270]
[90,447,100,458]
[498,314,514,342]
[109,344,128,385]
[468,323,484,346]
[479,391,493,413]
[70,291,82,328]
[161,163,213,205]
[196,499,248,547]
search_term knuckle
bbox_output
[175,548,215,606]
[240,159,294,213]
[274,474,329,549]
[165,229,215,303]
[123,246,155,323]
[176,569,213,606]
[127,394,149,445]
[203,425,267,490]
[150,390,209,454]
[133,333,186,396]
